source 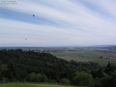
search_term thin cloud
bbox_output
[0,0,116,46]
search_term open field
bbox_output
[0,83,83,87]
[52,50,116,66]
[0,46,116,66]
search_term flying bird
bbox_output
[33,14,35,17]
[25,38,27,40]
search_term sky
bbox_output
[0,0,116,47]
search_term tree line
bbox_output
[0,49,116,87]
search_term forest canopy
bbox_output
[0,49,116,87]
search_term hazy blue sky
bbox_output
[0,0,116,47]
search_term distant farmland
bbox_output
[52,50,116,66]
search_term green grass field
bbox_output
[0,83,83,87]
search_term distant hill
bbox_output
[0,49,98,85]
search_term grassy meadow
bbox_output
[0,83,83,87]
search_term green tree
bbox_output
[42,74,48,82]
[72,71,94,86]
[104,62,115,74]
[60,78,70,84]
[27,72,36,82]
[0,78,7,83]
[94,77,102,87]
[35,73,43,82]
[102,71,116,87]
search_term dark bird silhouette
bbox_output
[33,14,35,17]
[25,38,27,40]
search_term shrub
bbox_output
[72,71,94,87]
[60,78,70,84]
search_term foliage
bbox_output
[60,78,70,84]
[101,71,116,87]
[71,71,94,86]
[0,49,116,86]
